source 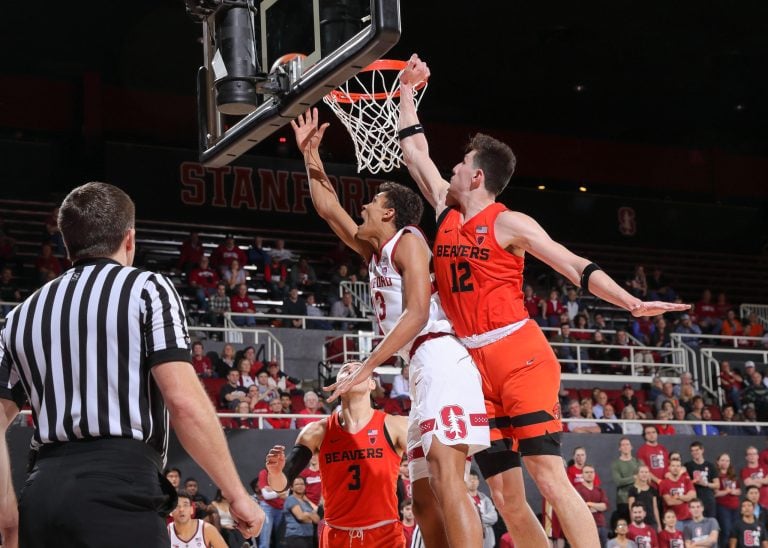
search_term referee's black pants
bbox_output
[19,438,177,548]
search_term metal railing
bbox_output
[224,311,375,332]
[322,331,401,375]
[189,324,284,370]
[741,303,768,328]
[340,280,372,316]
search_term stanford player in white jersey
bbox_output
[293,108,489,548]
[169,492,227,548]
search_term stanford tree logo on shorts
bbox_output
[440,405,467,440]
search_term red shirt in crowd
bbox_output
[741,464,768,509]
[567,464,602,487]
[257,469,285,510]
[658,527,684,548]
[574,483,608,528]
[637,443,670,486]
[230,294,255,314]
[189,267,219,289]
[523,294,541,319]
[295,409,325,429]
[628,522,659,548]
[191,355,213,377]
[658,475,695,521]
[717,474,741,510]
[299,467,322,505]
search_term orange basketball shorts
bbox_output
[320,520,405,548]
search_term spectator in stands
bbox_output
[568,446,602,487]
[606,519,634,548]
[588,331,620,373]
[295,391,327,429]
[523,283,544,326]
[256,467,287,548]
[721,309,745,338]
[289,256,317,293]
[191,341,215,378]
[329,290,361,330]
[216,343,236,375]
[0,266,21,316]
[620,406,644,435]
[696,289,722,335]
[177,231,204,274]
[687,395,706,421]
[593,390,609,418]
[741,372,768,420]
[282,476,320,546]
[650,316,674,362]
[246,235,271,274]
[676,370,700,396]
[743,362,758,386]
[189,255,219,311]
[552,323,582,373]
[566,399,600,433]
[263,397,293,429]
[648,266,675,303]
[466,469,498,548]
[600,403,621,434]
[222,258,247,292]
[572,314,592,342]
[674,405,695,435]
[659,456,696,529]
[657,408,676,435]
[563,287,586,322]
[230,283,256,327]
[328,263,352,304]
[400,499,416,548]
[612,437,641,521]
[741,447,768,511]
[304,292,331,330]
[590,312,611,338]
[678,385,697,415]
[744,313,765,342]
[674,313,702,350]
[616,384,645,418]
[165,467,182,491]
[715,292,732,322]
[626,265,648,299]
[252,372,279,407]
[655,382,680,414]
[638,425,670,488]
[682,498,719,546]
[631,315,656,346]
[695,408,720,436]
[542,288,566,327]
[264,255,289,300]
[269,238,296,264]
[658,508,684,547]
[389,362,411,410]
[627,503,658,546]
[280,391,293,414]
[220,369,248,410]
[35,242,62,283]
[744,485,768,527]
[719,404,743,436]
[730,499,765,548]
[298,453,322,506]
[574,465,609,546]
[211,234,247,275]
[685,442,719,519]
[720,361,744,411]
[715,452,741,545]
[237,357,255,388]
[263,361,298,393]
[741,404,764,436]
[628,465,661,530]
[281,287,307,328]
[208,282,230,328]
[184,477,216,524]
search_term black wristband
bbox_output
[398,124,424,140]
[580,262,602,295]
[278,443,313,492]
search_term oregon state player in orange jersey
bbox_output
[398,54,691,548]
[265,362,407,547]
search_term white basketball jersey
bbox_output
[368,225,452,360]
[168,520,207,548]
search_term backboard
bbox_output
[189,0,401,167]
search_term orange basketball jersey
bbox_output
[433,203,528,338]
[318,410,400,528]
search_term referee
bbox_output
[0,182,264,547]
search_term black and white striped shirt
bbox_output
[0,258,191,463]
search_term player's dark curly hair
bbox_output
[378,181,423,230]
[467,133,517,196]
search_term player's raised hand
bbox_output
[400,53,430,87]
[291,108,329,155]
[630,301,691,318]
[323,360,368,403]
[265,445,286,475]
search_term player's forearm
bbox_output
[584,270,642,312]
[363,307,428,372]
[303,148,342,218]
[0,402,19,537]
[267,471,288,492]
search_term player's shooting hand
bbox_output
[400,53,430,87]
[230,494,265,539]
[323,361,367,403]
[630,301,691,318]
[291,108,329,155]
[265,445,286,475]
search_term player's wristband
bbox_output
[580,262,602,295]
[276,443,313,492]
[398,124,424,140]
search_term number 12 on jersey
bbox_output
[450,262,473,292]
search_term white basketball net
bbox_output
[323,65,427,174]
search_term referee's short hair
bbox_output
[58,181,135,261]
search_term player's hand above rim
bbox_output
[291,108,329,156]
[323,360,367,403]
[630,301,691,318]
[400,53,430,88]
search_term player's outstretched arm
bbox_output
[0,399,19,548]
[266,420,325,492]
[398,54,450,214]
[324,233,431,402]
[292,108,371,260]
[498,211,691,317]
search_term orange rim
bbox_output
[327,59,428,104]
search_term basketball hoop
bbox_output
[323,59,428,174]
